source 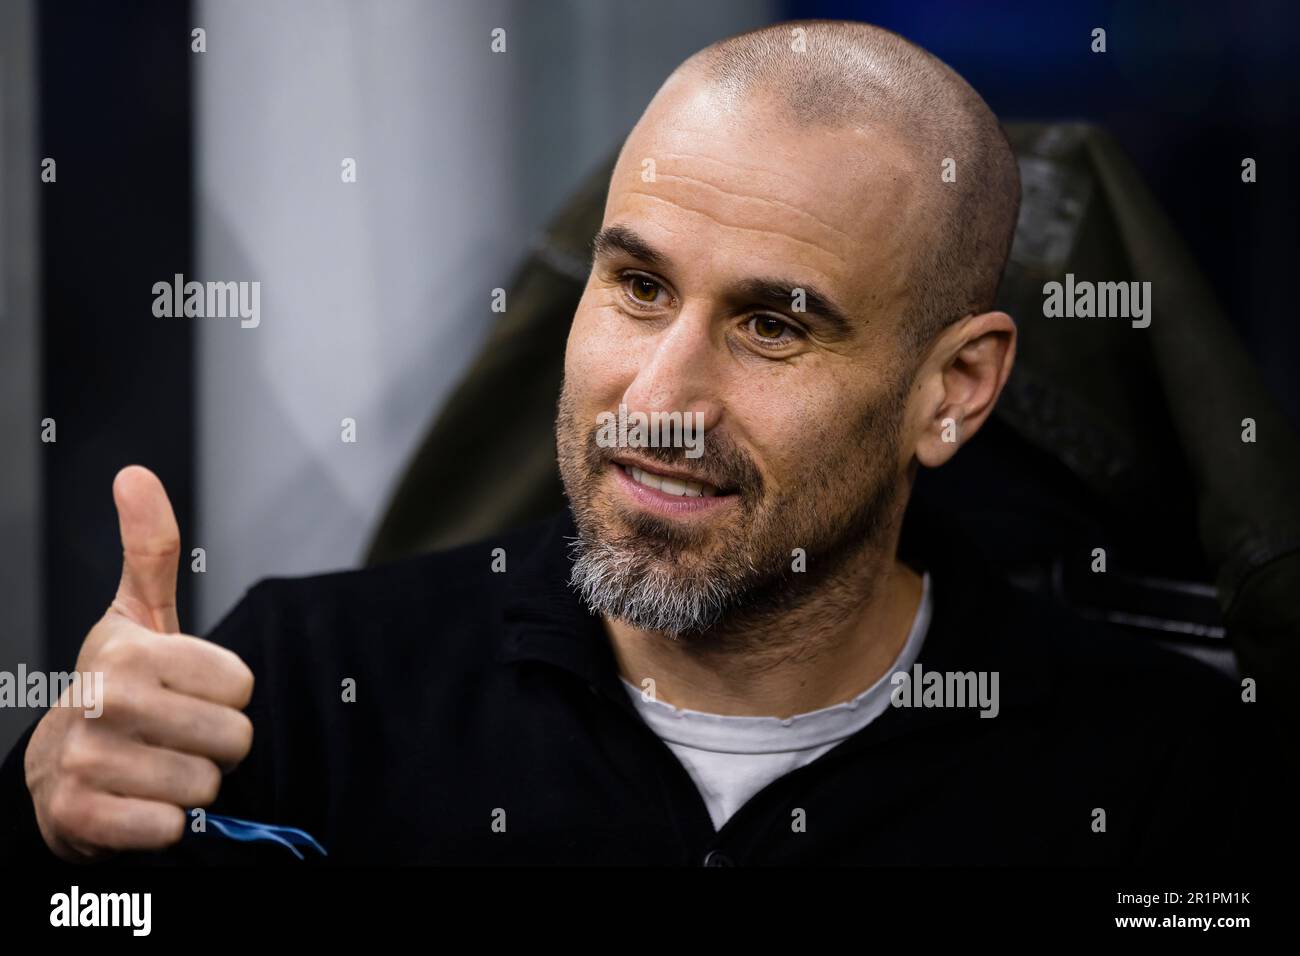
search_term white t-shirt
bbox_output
[620,572,932,831]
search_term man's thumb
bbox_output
[111,465,181,633]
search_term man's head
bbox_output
[556,20,1021,637]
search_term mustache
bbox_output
[582,426,764,498]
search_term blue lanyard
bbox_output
[191,812,328,860]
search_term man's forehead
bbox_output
[605,81,922,300]
[619,96,915,225]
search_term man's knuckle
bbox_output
[158,805,186,844]
[109,687,149,727]
[232,665,255,706]
[98,635,145,671]
[58,734,100,780]
[194,760,222,804]
[47,783,87,835]
[231,712,254,756]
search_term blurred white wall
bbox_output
[195,0,774,629]
[0,0,40,751]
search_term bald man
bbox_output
[2,21,1261,865]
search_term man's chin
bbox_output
[568,528,718,633]
[600,501,732,558]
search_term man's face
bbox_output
[557,79,928,636]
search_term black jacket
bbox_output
[0,504,1274,866]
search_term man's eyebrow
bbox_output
[734,277,854,339]
[590,224,670,270]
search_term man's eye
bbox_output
[623,275,665,306]
[747,315,800,346]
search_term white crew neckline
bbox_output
[619,571,932,755]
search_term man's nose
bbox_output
[620,307,724,434]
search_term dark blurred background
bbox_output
[1,0,1296,753]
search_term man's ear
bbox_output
[911,311,1017,468]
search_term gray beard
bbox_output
[567,533,744,636]
[566,454,901,639]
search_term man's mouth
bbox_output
[608,456,736,511]
[618,462,719,498]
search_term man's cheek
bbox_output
[744,398,810,461]
[568,308,628,379]
[745,403,837,494]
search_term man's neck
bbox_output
[603,544,925,720]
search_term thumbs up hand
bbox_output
[23,466,255,862]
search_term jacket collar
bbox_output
[496,498,1059,721]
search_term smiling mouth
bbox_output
[613,460,730,499]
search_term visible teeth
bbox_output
[626,465,716,498]
[629,466,661,491]
[659,477,686,496]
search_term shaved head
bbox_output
[675,19,1021,353]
